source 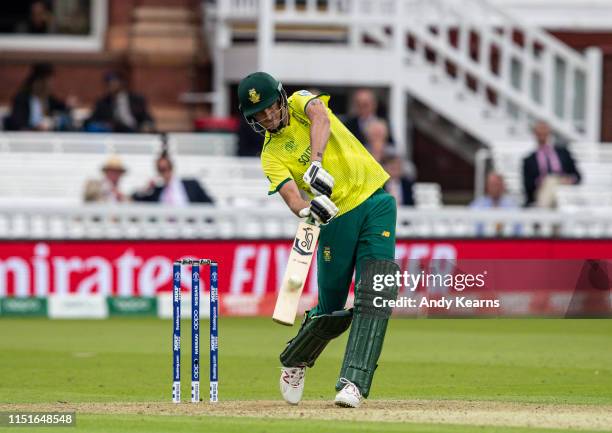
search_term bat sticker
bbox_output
[293,227,315,256]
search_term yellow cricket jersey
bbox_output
[261,90,390,216]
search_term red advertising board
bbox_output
[0,240,609,316]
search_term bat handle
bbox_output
[306,216,320,227]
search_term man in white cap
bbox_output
[83,155,128,203]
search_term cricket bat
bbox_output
[273,219,320,325]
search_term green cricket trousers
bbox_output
[310,188,397,315]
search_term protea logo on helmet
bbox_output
[249,89,261,104]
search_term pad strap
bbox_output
[280,309,353,368]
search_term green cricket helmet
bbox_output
[238,71,288,134]
[238,72,289,136]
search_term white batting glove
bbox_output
[303,161,334,197]
[299,195,339,225]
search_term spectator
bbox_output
[132,152,213,205]
[343,88,379,145]
[83,155,128,203]
[382,151,414,206]
[522,121,581,207]
[85,71,154,133]
[15,1,56,34]
[470,172,517,209]
[365,118,392,162]
[471,172,520,236]
[6,63,72,131]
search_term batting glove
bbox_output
[299,195,339,225]
[303,161,334,197]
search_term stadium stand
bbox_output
[2,0,612,242]
[205,0,602,157]
[0,131,611,239]
[0,132,269,207]
[475,141,612,206]
[0,131,444,209]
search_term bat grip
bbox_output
[306,216,320,227]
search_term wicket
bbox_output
[172,258,219,403]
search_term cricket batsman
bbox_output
[237,72,399,408]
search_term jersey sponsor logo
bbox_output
[381,231,391,238]
[248,88,261,104]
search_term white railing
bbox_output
[402,0,601,142]
[0,132,237,156]
[1,204,612,239]
[207,0,601,143]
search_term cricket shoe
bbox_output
[279,366,306,405]
[334,378,363,408]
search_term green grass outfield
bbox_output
[0,318,610,432]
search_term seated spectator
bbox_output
[522,121,581,207]
[6,63,72,131]
[470,172,517,209]
[85,71,154,133]
[343,88,394,145]
[471,172,520,236]
[343,88,379,144]
[83,155,129,203]
[132,152,213,205]
[365,118,392,162]
[15,1,56,34]
[382,151,414,206]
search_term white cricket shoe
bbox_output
[334,378,363,408]
[279,366,306,405]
